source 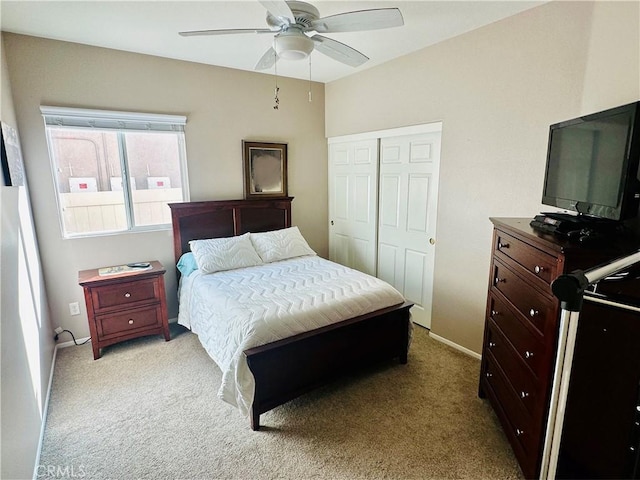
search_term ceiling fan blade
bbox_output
[311,35,368,67]
[311,8,404,33]
[179,28,273,37]
[255,47,278,70]
[259,0,294,24]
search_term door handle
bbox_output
[429,238,435,245]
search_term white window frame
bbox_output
[40,106,190,238]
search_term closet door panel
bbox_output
[378,132,441,329]
[404,249,427,307]
[378,242,400,290]
[329,139,378,276]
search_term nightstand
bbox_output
[78,260,170,359]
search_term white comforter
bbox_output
[178,255,405,416]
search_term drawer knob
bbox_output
[525,350,534,359]
[128,319,134,325]
[489,341,496,348]
[495,277,506,285]
[498,242,510,250]
[124,292,131,298]
[486,372,493,378]
[534,265,544,274]
[520,391,529,399]
[515,428,525,437]
[491,310,500,317]
[529,308,539,317]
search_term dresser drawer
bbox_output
[488,293,546,378]
[492,259,555,335]
[97,305,163,340]
[483,355,539,462]
[91,277,160,312]
[495,230,559,287]
[485,320,541,418]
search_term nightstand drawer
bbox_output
[92,277,160,312]
[97,305,162,339]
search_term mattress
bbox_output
[178,255,406,416]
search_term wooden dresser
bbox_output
[78,261,170,359]
[478,218,636,478]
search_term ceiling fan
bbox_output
[179,0,404,70]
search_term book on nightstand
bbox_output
[98,263,151,276]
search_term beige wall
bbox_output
[3,33,327,340]
[326,1,640,353]
[1,35,56,480]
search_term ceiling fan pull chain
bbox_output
[308,56,312,103]
[273,45,280,110]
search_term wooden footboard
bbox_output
[244,301,413,431]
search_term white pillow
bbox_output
[250,226,316,263]
[189,233,263,274]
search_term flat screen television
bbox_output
[542,101,640,222]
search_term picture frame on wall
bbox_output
[242,141,288,199]
[1,122,25,187]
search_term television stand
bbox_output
[530,212,624,239]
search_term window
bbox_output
[41,106,189,238]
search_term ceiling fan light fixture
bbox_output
[274,31,314,60]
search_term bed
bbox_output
[169,198,413,430]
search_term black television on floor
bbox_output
[541,101,640,224]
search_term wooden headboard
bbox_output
[168,198,293,265]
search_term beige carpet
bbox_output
[38,323,523,479]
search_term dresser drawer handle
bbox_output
[128,319,134,325]
[525,350,534,359]
[491,310,500,317]
[534,265,545,274]
[515,428,525,437]
[488,341,496,348]
[124,292,131,298]
[529,308,539,317]
[486,372,493,378]
[520,391,529,399]
[498,242,510,250]
[495,277,506,285]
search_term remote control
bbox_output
[127,262,151,268]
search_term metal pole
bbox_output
[540,309,581,480]
[540,249,640,480]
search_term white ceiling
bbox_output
[0,1,545,83]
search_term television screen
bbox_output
[542,102,640,221]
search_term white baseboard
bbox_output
[429,332,482,360]
[56,336,91,349]
[33,343,59,479]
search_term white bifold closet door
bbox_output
[329,124,441,329]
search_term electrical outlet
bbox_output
[54,327,63,335]
[69,302,80,316]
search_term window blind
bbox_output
[40,106,186,133]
